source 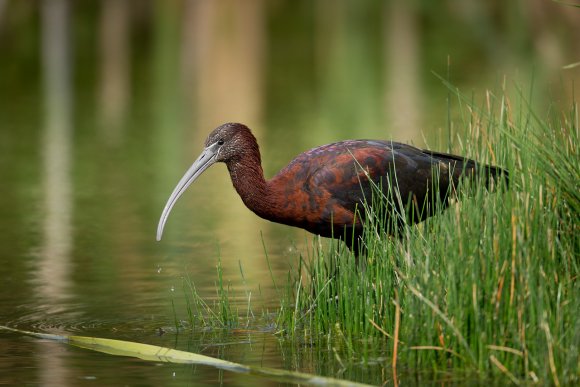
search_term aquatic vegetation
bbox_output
[182,86,579,385]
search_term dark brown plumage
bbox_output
[157,123,507,254]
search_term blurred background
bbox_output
[0,0,579,384]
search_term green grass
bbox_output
[182,86,579,385]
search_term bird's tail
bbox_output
[425,150,509,190]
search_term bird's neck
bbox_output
[226,152,282,220]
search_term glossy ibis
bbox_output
[157,123,506,254]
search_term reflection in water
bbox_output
[385,1,421,142]
[187,0,265,131]
[39,0,73,306]
[39,0,73,385]
[0,1,578,385]
[0,1,5,25]
[170,0,269,270]
[98,0,130,144]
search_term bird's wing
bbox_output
[272,140,462,235]
[304,142,395,222]
[306,142,454,223]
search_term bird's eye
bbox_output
[218,139,224,146]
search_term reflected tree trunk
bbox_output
[314,0,343,139]
[40,0,73,384]
[152,0,184,212]
[182,0,266,266]
[185,0,265,133]
[384,0,422,144]
[314,1,384,139]
[40,0,73,303]
[0,0,7,28]
[99,0,131,144]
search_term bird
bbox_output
[156,122,507,255]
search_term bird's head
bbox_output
[156,123,256,241]
[203,122,257,164]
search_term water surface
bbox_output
[0,1,578,385]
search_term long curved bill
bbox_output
[156,143,219,241]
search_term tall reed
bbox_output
[279,88,579,384]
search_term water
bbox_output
[1,1,578,385]
[0,86,305,385]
